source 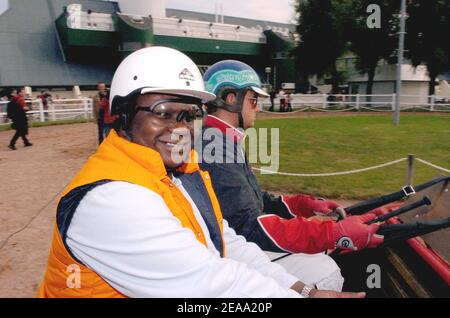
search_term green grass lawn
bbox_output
[252,115,450,199]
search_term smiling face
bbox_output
[129,93,198,171]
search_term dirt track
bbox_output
[0,122,98,298]
[0,119,358,298]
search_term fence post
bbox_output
[356,94,360,111]
[88,98,93,119]
[50,103,56,121]
[430,95,435,112]
[405,154,415,186]
[83,98,88,120]
[322,94,327,109]
[38,99,45,123]
[391,93,396,111]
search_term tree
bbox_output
[347,0,398,97]
[295,0,352,93]
[406,0,450,95]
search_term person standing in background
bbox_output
[98,89,118,138]
[93,82,107,144]
[278,89,286,112]
[7,88,33,150]
[269,89,276,112]
[15,87,28,111]
[38,90,52,121]
[286,91,293,112]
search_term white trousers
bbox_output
[266,251,344,292]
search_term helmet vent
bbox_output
[133,76,138,80]
[186,81,191,87]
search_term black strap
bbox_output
[378,217,450,246]
[271,253,293,262]
[238,112,244,129]
[345,176,450,215]
[366,196,431,224]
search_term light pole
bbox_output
[265,67,272,88]
[395,0,407,126]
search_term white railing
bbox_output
[153,17,267,43]
[67,13,115,31]
[1,94,447,126]
[63,5,267,43]
[260,94,450,113]
[0,98,93,125]
[66,4,115,32]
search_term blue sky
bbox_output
[0,1,296,23]
[0,0,8,16]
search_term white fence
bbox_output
[1,94,448,126]
[260,94,450,113]
[0,98,93,125]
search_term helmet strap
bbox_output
[237,112,245,130]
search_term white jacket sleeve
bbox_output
[66,181,301,298]
[223,220,299,289]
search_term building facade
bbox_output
[0,0,296,97]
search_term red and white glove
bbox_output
[332,213,384,251]
[282,194,341,218]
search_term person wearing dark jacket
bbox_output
[98,90,118,138]
[93,82,107,144]
[7,88,32,150]
[200,60,384,291]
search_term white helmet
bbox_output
[110,46,216,114]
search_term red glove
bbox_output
[282,194,341,218]
[332,213,384,251]
[257,214,335,254]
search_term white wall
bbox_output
[348,64,430,82]
[437,80,450,98]
[349,81,429,105]
[401,81,429,105]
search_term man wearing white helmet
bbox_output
[38,47,365,298]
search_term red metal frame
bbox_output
[374,204,450,285]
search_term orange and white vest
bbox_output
[37,130,225,298]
